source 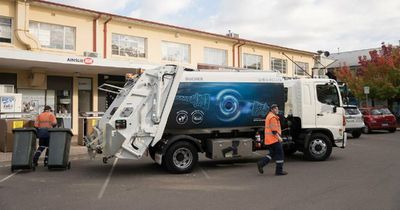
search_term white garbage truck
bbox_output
[85,65,347,173]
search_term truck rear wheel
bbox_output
[163,141,198,174]
[304,133,332,161]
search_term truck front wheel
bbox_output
[163,141,198,174]
[304,133,332,161]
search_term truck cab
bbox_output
[284,78,346,160]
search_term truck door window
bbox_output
[316,84,340,106]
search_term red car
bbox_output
[359,107,397,133]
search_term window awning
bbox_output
[0,48,159,75]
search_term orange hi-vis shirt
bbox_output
[34,112,57,128]
[264,112,282,145]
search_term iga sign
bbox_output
[67,57,94,65]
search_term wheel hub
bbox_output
[309,139,327,156]
[173,148,193,169]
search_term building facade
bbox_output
[0,0,315,134]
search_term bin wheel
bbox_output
[32,166,36,171]
[11,166,14,173]
[67,162,71,170]
[103,157,108,164]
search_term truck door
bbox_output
[315,83,343,130]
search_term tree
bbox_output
[336,44,400,108]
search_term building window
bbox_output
[0,17,12,43]
[295,61,309,76]
[29,21,76,50]
[204,47,227,66]
[243,53,262,70]
[161,41,190,63]
[271,58,287,73]
[112,33,146,58]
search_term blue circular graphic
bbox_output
[216,89,242,122]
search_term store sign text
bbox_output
[67,57,94,65]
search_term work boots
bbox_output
[257,161,264,174]
[275,163,288,176]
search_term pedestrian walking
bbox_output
[257,104,288,176]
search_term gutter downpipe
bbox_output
[103,17,112,58]
[15,0,40,51]
[237,41,245,68]
[93,14,101,52]
[232,40,240,67]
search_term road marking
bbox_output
[0,170,20,183]
[199,167,210,179]
[98,158,118,199]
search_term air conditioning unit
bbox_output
[0,85,14,93]
[226,32,239,38]
[84,51,99,58]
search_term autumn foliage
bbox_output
[336,44,400,103]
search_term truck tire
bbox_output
[352,129,362,138]
[163,141,198,174]
[388,128,396,133]
[304,133,332,161]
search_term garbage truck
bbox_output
[85,65,347,173]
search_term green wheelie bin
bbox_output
[11,128,37,172]
[47,128,73,170]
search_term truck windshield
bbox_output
[316,84,340,106]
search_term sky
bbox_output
[48,0,400,54]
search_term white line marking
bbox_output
[0,170,20,183]
[98,158,118,199]
[199,167,210,179]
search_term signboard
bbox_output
[364,86,370,94]
[67,57,94,65]
[13,121,24,129]
[0,96,15,112]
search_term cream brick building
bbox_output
[0,0,316,135]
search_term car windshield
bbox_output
[371,109,382,115]
[379,108,392,115]
[344,107,360,115]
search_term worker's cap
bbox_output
[44,105,52,111]
[270,104,279,109]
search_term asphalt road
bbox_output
[0,131,399,210]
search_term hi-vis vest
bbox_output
[34,112,57,128]
[264,112,281,145]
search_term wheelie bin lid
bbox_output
[48,128,73,136]
[12,127,37,134]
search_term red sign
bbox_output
[84,57,94,65]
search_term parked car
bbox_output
[344,105,365,138]
[359,107,397,133]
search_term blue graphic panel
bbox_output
[166,82,284,130]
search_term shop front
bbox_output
[0,48,152,137]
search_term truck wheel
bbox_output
[163,141,198,174]
[305,133,332,161]
[388,128,396,133]
[352,130,362,138]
